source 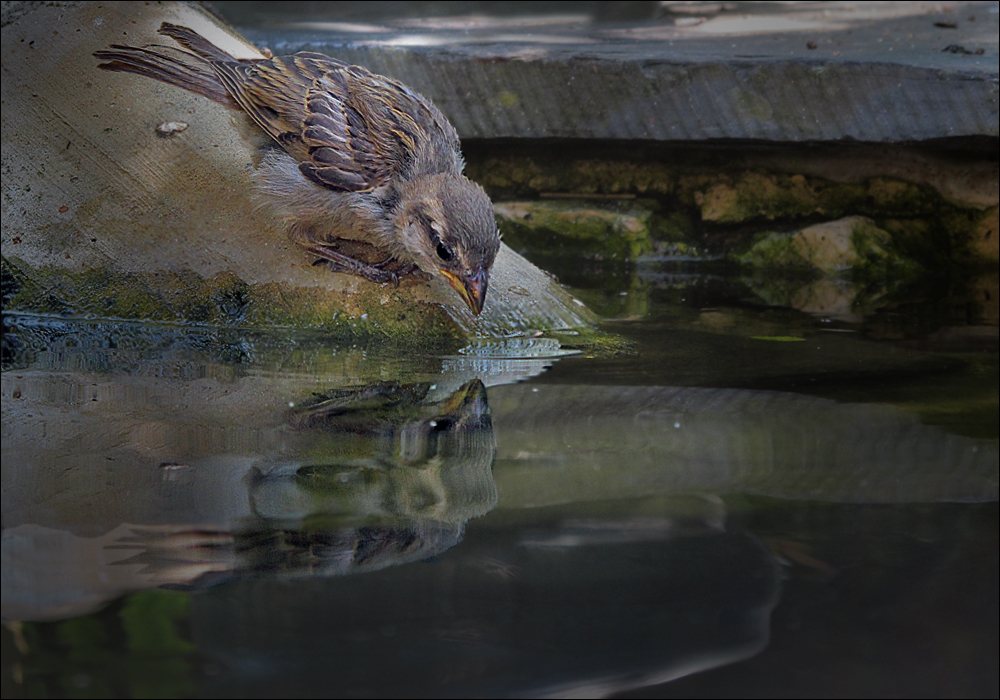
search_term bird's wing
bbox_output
[211,54,461,193]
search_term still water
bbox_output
[2,265,997,698]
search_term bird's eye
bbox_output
[435,242,453,261]
[430,418,453,432]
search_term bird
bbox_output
[94,22,500,315]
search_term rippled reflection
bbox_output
[2,319,504,621]
[2,314,996,696]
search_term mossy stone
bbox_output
[495,200,656,262]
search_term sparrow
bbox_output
[94,22,499,314]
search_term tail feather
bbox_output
[158,22,239,63]
[94,23,243,106]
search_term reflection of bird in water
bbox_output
[104,381,496,588]
[270,379,496,522]
[247,379,496,572]
[288,381,434,434]
[287,378,495,473]
[233,520,464,579]
[94,23,499,314]
[107,520,463,589]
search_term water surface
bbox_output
[2,266,997,698]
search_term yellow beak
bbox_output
[441,268,488,315]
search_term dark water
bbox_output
[2,266,997,698]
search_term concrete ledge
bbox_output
[229,1,999,143]
[0,1,605,348]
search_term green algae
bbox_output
[495,200,655,262]
[467,148,994,274]
[1,257,626,358]
[6,145,993,346]
[733,217,921,278]
[1,255,464,347]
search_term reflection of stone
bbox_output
[747,275,865,323]
[974,271,1000,326]
[735,216,922,320]
[737,216,899,272]
[2,360,498,620]
[490,384,998,507]
[784,277,860,321]
[971,206,999,263]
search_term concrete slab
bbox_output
[218,1,999,143]
[0,1,603,345]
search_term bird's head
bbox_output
[397,174,499,315]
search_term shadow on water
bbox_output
[1,265,997,698]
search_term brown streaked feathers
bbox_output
[94,23,499,315]
[212,53,463,194]
[96,23,461,195]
